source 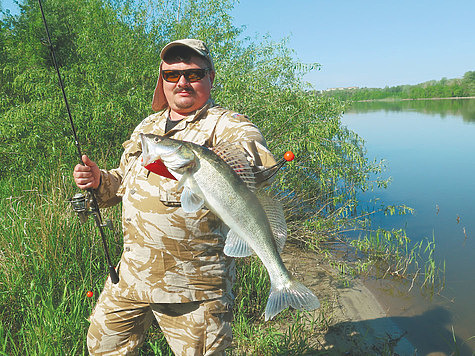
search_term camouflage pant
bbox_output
[87,283,233,355]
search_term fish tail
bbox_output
[265,279,320,321]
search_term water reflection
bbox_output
[325,307,473,355]
[348,98,475,122]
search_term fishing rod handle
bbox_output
[91,209,119,284]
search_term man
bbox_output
[73,39,276,355]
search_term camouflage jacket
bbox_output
[94,102,276,303]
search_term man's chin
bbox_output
[173,99,198,111]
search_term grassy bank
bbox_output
[357,96,475,102]
[0,172,109,353]
[0,167,330,354]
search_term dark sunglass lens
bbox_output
[162,69,208,83]
[185,69,206,82]
[162,71,180,82]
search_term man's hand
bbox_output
[73,155,101,190]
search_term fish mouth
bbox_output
[140,133,153,166]
[140,133,182,166]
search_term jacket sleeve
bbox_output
[93,125,143,208]
[93,159,125,208]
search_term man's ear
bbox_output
[209,70,216,86]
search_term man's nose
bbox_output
[177,74,191,86]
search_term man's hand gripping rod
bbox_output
[38,0,119,284]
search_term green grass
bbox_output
[0,171,332,355]
[0,169,447,354]
[349,228,446,296]
[0,171,117,354]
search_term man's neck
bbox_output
[168,100,212,121]
[169,110,192,121]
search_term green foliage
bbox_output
[462,71,475,95]
[1,0,165,175]
[0,0,384,228]
[323,72,475,101]
[0,0,252,175]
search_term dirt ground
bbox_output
[280,244,417,355]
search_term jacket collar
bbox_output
[161,99,215,136]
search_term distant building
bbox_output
[324,86,359,91]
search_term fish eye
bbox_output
[154,137,159,142]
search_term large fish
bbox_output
[140,133,320,320]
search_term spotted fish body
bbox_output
[140,133,320,320]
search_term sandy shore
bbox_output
[281,244,417,355]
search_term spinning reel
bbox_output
[70,192,114,230]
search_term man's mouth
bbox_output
[175,88,194,95]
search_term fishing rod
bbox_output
[38,0,119,284]
[256,151,295,181]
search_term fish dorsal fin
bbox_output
[224,229,254,257]
[256,191,287,253]
[212,142,256,192]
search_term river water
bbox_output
[341,99,475,355]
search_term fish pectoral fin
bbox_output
[180,186,204,213]
[224,230,254,257]
[176,172,188,189]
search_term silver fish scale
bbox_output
[182,142,319,320]
[187,143,291,284]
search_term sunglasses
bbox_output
[162,68,210,83]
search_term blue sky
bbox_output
[2,0,474,90]
[231,0,475,90]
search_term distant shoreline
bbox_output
[357,96,475,103]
